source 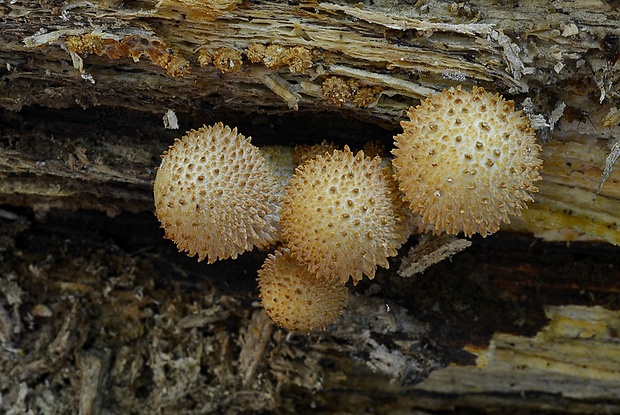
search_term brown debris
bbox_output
[77,350,112,415]
[155,0,242,21]
[321,76,353,106]
[237,309,274,385]
[351,84,383,107]
[293,140,339,166]
[246,43,267,63]
[321,76,382,107]
[284,46,314,73]
[212,47,243,74]
[362,141,387,159]
[64,34,190,78]
[197,48,213,67]
[64,33,103,55]
[247,43,314,73]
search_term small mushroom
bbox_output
[153,122,280,263]
[280,146,407,284]
[392,86,543,237]
[258,249,347,332]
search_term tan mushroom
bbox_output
[258,249,348,332]
[280,146,407,284]
[153,122,280,263]
[392,86,543,237]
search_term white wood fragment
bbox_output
[261,73,301,110]
[598,140,620,193]
[163,109,179,130]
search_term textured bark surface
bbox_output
[2,0,620,413]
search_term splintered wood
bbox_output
[399,234,472,277]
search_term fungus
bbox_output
[392,86,543,237]
[153,122,280,263]
[212,47,243,74]
[293,140,339,166]
[321,77,352,107]
[260,145,296,192]
[280,146,407,284]
[258,249,347,332]
[64,34,189,78]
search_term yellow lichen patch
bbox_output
[505,139,620,245]
[392,86,543,237]
[247,44,314,73]
[321,77,382,107]
[281,146,407,284]
[258,249,348,332]
[212,47,243,74]
[153,123,280,263]
[64,34,189,78]
[470,306,620,382]
[602,107,620,129]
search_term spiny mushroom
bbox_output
[258,249,348,332]
[280,146,407,284]
[260,145,296,196]
[293,140,339,166]
[153,122,280,263]
[392,86,543,237]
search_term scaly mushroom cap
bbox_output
[392,86,543,237]
[293,140,339,166]
[153,122,279,263]
[258,249,347,332]
[281,146,407,284]
[260,145,296,196]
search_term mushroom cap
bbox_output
[260,145,296,196]
[293,140,339,166]
[280,146,407,284]
[258,249,347,332]
[392,86,543,237]
[153,122,279,263]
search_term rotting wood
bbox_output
[1,208,620,413]
[2,0,620,413]
[1,0,619,123]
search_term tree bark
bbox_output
[2,0,620,413]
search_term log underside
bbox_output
[2,0,620,413]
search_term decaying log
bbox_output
[2,0,620,413]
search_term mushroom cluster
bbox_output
[153,86,543,332]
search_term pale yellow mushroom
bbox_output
[153,122,280,263]
[258,249,347,332]
[280,146,407,284]
[392,86,543,237]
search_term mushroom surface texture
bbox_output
[258,249,348,332]
[293,140,339,166]
[280,146,407,284]
[392,86,543,237]
[153,122,279,263]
